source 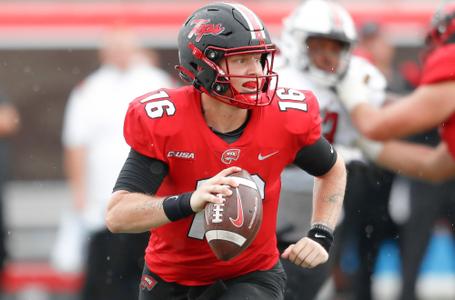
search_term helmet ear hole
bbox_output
[190,62,198,71]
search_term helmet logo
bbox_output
[188,19,225,42]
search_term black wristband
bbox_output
[307,223,334,253]
[162,192,194,222]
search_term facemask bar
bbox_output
[208,45,279,108]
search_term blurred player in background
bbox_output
[0,88,20,292]
[105,3,346,300]
[61,26,173,300]
[336,4,455,300]
[338,4,455,182]
[276,1,397,299]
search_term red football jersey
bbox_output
[123,85,322,285]
[420,44,455,159]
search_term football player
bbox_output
[335,6,455,300]
[338,5,455,182]
[106,3,346,300]
[276,1,397,299]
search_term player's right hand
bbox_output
[281,237,329,268]
[189,166,241,212]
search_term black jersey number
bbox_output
[140,90,176,119]
[276,88,308,112]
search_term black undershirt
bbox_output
[210,124,246,144]
[209,113,250,144]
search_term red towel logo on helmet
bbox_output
[188,19,225,42]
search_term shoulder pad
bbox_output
[123,88,188,159]
[272,88,322,141]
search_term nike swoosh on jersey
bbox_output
[258,151,279,161]
[229,187,244,228]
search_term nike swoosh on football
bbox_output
[229,187,244,228]
[258,151,279,160]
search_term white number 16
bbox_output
[277,88,308,112]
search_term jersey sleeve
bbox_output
[420,44,455,85]
[123,92,167,162]
[281,89,322,147]
[302,91,323,145]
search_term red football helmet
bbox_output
[176,3,278,109]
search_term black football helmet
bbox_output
[425,3,455,50]
[176,3,278,108]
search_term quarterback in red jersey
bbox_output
[106,3,346,300]
[336,7,455,182]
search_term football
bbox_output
[204,169,263,261]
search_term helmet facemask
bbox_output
[209,46,278,108]
[304,34,352,86]
[282,27,353,87]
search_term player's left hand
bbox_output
[281,237,329,268]
[335,65,370,112]
[355,136,384,162]
[335,58,387,112]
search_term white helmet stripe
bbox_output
[328,1,343,31]
[226,3,266,41]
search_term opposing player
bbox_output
[105,3,346,300]
[276,1,396,299]
[337,5,455,182]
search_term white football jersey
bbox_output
[276,55,386,208]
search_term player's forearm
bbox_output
[376,141,442,182]
[352,87,448,141]
[311,155,346,229]
[106,190,170,233]
[350,104,393,140]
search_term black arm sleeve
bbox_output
[113,148,169,195]
[293,136,337,177]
